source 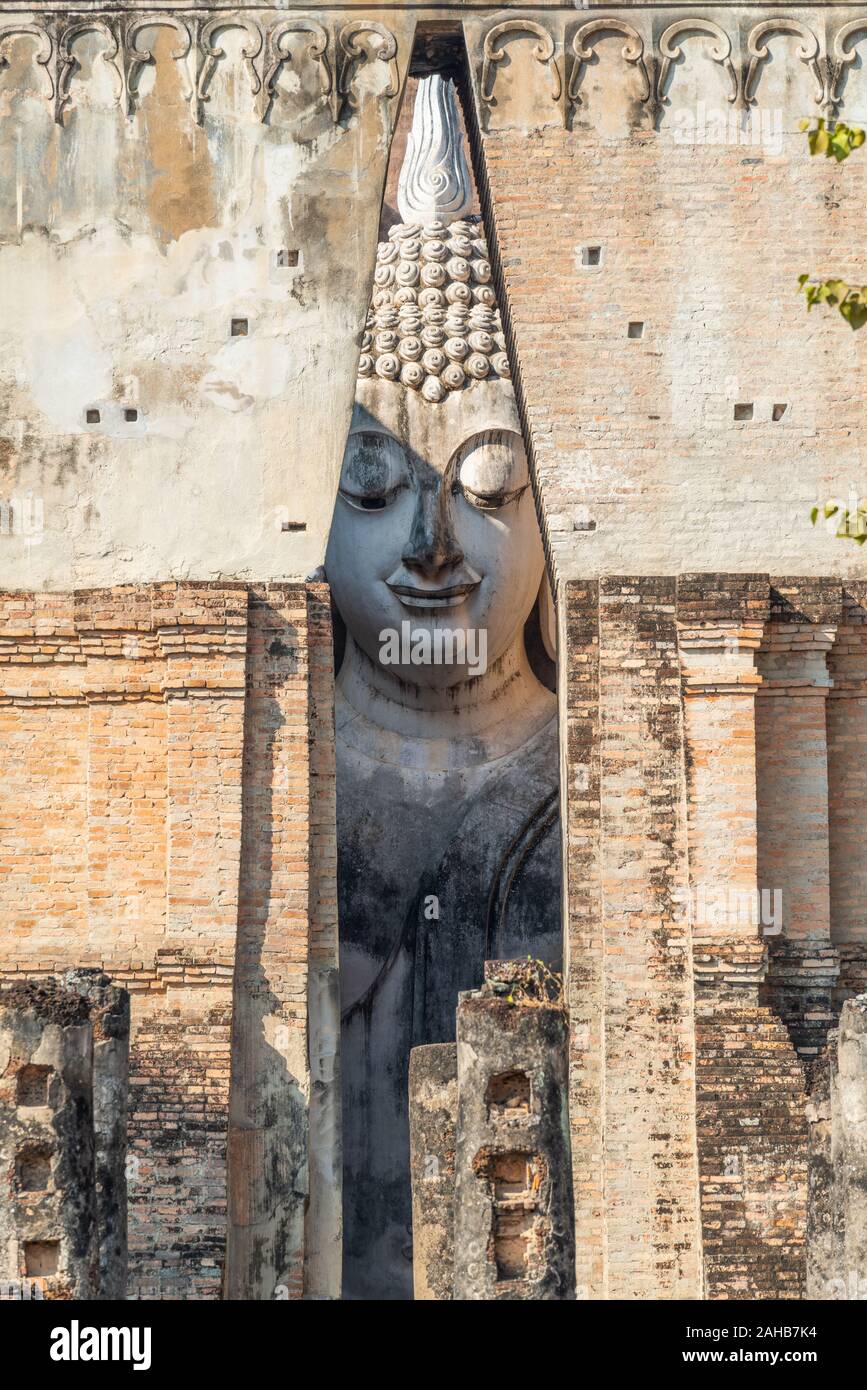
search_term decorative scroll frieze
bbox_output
[261,18,331,121]
[197,17,263,126]
[471,12,867,129]
[0,22,53,98]
[10,11,867,133]
[828,20,867,121]
[55,19,123,123]
[569,20,650,108]
[743,19,824,110]
[0,13,400,126]
[657,19,738,109]
[481,19,563,116]
[338,20,399,108]
[125,14,194,115]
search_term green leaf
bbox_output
[841,296,867,329]
[803,118,866,161]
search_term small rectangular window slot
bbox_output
[276,249,299,268]
[582,245,602,267]
[231,318,248,337]
[124,408,138,423]
[17,1148,51,1193]
[24,1241,58,1277]
[627,321,644,339]
[734,403,754,421]
[772,402,788,421]
[85,408,100,425]
[281,521,307,532]
[17,1065,51,1107]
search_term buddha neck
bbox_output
[335,632,556,769]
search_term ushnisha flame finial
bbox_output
[397,75,473,227]
[358,77,510,401]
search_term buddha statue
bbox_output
[324,75,562,1300]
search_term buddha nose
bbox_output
[402,484,463,576]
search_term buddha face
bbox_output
[325,377,545,689]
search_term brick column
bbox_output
[559,580,604,1299]
[677,575,768,990]
[828,584,867,1004]
[561,578,702,1300]
[677,575,807,1300]
[226,582,339,1302]
[756,581,840,1066]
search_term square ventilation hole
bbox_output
[124,408,138,423]
[734,403,754,422]
[276,249,299,268]
[24,1241,58,1277]
[486,1069,531,1120]
[17,1147,52,1193]
[17,1065,51,1108]
[772,403,788,421]
[85,408,100,425]
[281,521,307,532]
[627,321,644,340]
[231,318,248,337]
[582,245,602,267]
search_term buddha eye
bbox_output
[453,430,529,511]
[339,431,407,512]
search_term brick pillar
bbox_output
[559,580,604,1298]
[226,582,339,1302]
[677,575,807,1299]
[677,575,767,988]
[408,1043,457,1301]
[598,577,702,1298]
[453,965,574,1301]
[64,969,130,1300]
[828,584,867,1004]
[0,981,98,1299]
[303,584,341,1301]
[756,581,840,1067]
[561,578,702,1300]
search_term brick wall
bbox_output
[559,576,810,1298]
[0,581,337,1299]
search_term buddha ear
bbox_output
[538,571,557,662]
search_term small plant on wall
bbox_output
[798,118,867,542]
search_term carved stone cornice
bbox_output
[465,10,867,129]
[0,12,402,125]
[7,10,867,130]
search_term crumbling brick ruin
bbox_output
[0,975,129,1299]
[2,1,867,1302]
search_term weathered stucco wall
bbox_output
[0,9,414,587]
[7,7,867,587]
